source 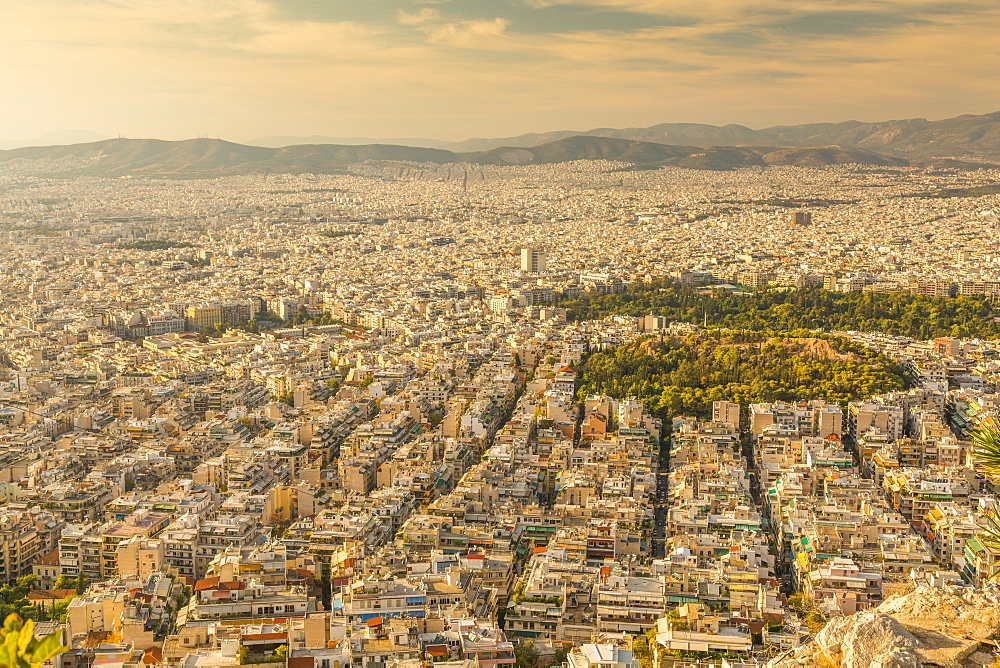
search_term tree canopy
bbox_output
[579,331,907,419]
[560,281,1000,340]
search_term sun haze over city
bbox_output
[7,2,1000,667]
[3,0,1000,142]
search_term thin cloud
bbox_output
[398,8,443,26]
[430,18,510,45]
[0,0,998,139]
[399,8,511,47]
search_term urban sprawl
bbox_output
[1,159,1000,667]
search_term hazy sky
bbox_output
[3,0,999,142]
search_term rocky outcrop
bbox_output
[770,585,1000,667]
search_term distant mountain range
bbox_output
[247,110,1000,160]
[4,111,1000,177]
[440,112,1000,158]
[247,134,450,149]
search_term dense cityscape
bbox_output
[1,157,1000,667]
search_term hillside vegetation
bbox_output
[561,281,1000,340]
[579,332,906,419]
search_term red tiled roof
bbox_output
[27,589,76,602]
[27,591,63,601]
[243,632,288,642]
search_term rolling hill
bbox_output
[0,138,455,178]
[247,134,450,149]
[0,134,992,178]
[441,111,1000,160]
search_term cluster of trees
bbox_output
[560,280,1000,339]
[786,593,828,632]
[258,307,357,330]
[238,644,287,665]
[0,577,43,624]
[198,312,344,340]
[578,331,907,420]
[116,240,196,250]
[513,641,569,668]
[279,306,369,330]
[285,307,338,327]
[51,574,87,594]
[198,322,240,339]
[0,575,84,624]
[195,307,370,341]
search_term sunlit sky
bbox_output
[3,0,999,142]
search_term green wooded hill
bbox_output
[561,282,1000,340]
[579,332,907,420]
